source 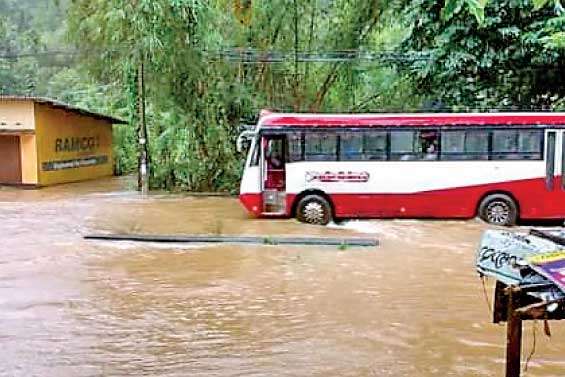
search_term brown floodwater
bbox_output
[1,177,564,377]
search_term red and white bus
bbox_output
[238,111,565,226]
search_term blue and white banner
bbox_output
[42,155,109,171]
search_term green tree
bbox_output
[0,0,70,95]
[65,0,417,191]
[401,0,565,110]
[67,0,248,191]
[447,0,565,47]
[0,1,41,94]
[214,0,406,112]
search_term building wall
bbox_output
[34,103,114,186]
[0,100,38,185]
[0,100,35,132]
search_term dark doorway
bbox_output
[262,135,287,214]
[263,135,286,191]
[0,135,22,184]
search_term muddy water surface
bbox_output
[1,178,564,377]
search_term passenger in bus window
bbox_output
[421,131,439,160]
[267,140,284,169]
[424,142,438,160]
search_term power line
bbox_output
[0,50,79,59]
[0,48,433,64]
[210,48,432,63]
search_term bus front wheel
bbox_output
[478,194,518,226]
[296,195,332,225]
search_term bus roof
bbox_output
[258,111,565,128]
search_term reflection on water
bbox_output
[1,177,564,377]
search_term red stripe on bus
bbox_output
[261,114,565,127]
[240,176,565,220]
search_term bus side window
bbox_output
[304,132,338,161]
[518,130,543,160]
[363,131,388,160]
[465,130,489,160]
[288,132,303,162]
[441,130,488,160]
[391,130,438,161]
[441,131,465,160]
[339,131,387,161]
[492,130,519,160]
[390,131,418,161]
[492,129,543,160]
[340,132,363,160]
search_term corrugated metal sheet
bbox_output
[0,96,127,124]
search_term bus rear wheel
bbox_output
[478,194,518,226]
[296,195,332,225]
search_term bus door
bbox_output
[556,130,565,216]
[546,131,557,192]
[562,131,565,192]
[543,130,565,217]
[261,134,287,214]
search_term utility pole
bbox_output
[293,0,300,110]
[137,54,149,195]
[293,0,299,78]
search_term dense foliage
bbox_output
[1,0,563,191]
[64,0,419,191]
[401,0,565,109]
[0,0,49,94]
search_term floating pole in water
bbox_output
[84,234,378,247]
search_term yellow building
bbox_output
[0,96,127,187]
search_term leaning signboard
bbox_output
[476,229,565,303]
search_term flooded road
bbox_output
[1,177,564,377]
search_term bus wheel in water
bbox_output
[296,195,332,225]
[478,194,518,226]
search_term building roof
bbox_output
[0,95,128,124]
[258,111,565,128]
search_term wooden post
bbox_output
[506,287,522,377]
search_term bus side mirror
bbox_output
[236,130,256,153]
[237,138,251,153]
